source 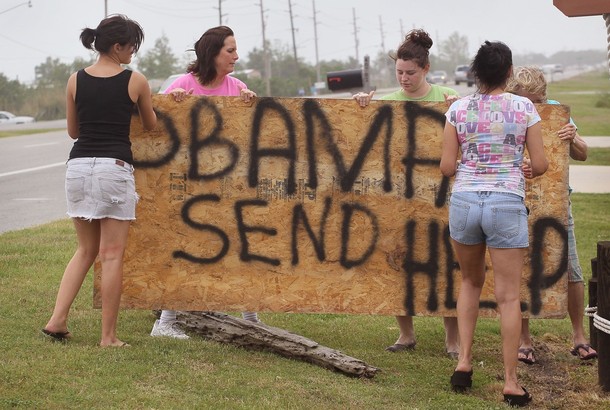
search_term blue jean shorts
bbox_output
[449,191,529,249]
[65,157,137,221]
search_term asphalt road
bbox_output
[0,128,73,234]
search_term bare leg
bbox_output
[98,218,130,347]
[444,316,459,354]
[489,247,527,397]
[517,318,535,363]
[393,315,415,345]
[45,218,100,334]
[568,281,596,355]
[451,240,487,373]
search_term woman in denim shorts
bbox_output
[506,66,597,364]
[440,42,548,407]
[42,15,157,347]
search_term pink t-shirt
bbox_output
[165,73,247,97]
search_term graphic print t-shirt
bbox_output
[445,93,541,198]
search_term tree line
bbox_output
[0,31,605,121]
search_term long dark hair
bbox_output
[389,29,432,69]
[187,26,234,86]
[80,14,144,54]
[471,41,513,94]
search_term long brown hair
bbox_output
[187,26,234,86]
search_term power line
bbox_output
[0,1,32,16]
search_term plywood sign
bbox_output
[94,95,570,318]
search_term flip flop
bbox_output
[450,369,472,393]
[570,343,597,360]
[385,341,416,352]
[41,328,71,341]
[503,386,532,407]
[517,347,536,365]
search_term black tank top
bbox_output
[69,69,135,163]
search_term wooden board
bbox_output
[94,95,571,318]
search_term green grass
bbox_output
[547,70,610,136]
[1,194,609,409]
[570,147,610,166]
[0,128,64,138]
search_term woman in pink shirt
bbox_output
[150,26,258,339]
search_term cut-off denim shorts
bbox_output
[449,191,529,249]
[65,157,138,221]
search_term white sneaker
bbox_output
[150,319,190,339]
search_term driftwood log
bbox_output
[176,311,380,378]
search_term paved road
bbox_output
[0,127,608,235]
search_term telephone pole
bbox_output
[259,0,271,96]
[288,0,298,63]
[312,0,320,82]
[352,8,359,63]
[216,0,225,25]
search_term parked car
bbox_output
[454,65,474,87]
[157,74,182,94]
[427,70,447,84]
[0,111,35,124]
[542,64,563,74]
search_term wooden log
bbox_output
[590,257,598,351]
[597,241,610,392]
[176,311,380,378]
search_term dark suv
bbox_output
[454,65,474,87]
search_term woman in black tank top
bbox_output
[42,14,157,348]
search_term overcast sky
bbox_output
[1,0,608,84]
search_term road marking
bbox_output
[25,142,59,148]
[0,162,64,178]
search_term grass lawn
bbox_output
[0,128,64,138]
[547,70,610,136]
[0,194,608,409]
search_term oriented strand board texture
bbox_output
[94,95,570,318]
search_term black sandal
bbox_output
[450,369,472,392]
[503,387,532,407]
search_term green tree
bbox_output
[438,32,470,70]
[0,73,27,113]
[34,57,72,88]
[137,34,179,80]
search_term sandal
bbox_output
[570,343,597,360]
[450,369,472,392]
[41,328,71,342]
[503,386,532,407]
[385,342,416,352]
[517,347,536,365]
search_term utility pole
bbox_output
[312,0,320,82]
[104,0,108,17]
[216,0,224,25]
[287,0,298,63]
[259,0,271,96]
[378,15,386,53]
[352,8,359,63]
[399,19,405,39]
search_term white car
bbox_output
[0,111,35,124]
[157,74,182,94]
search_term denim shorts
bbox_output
[65,157,138,221]
[449,191,529,249]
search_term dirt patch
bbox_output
[513,334,607,409]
